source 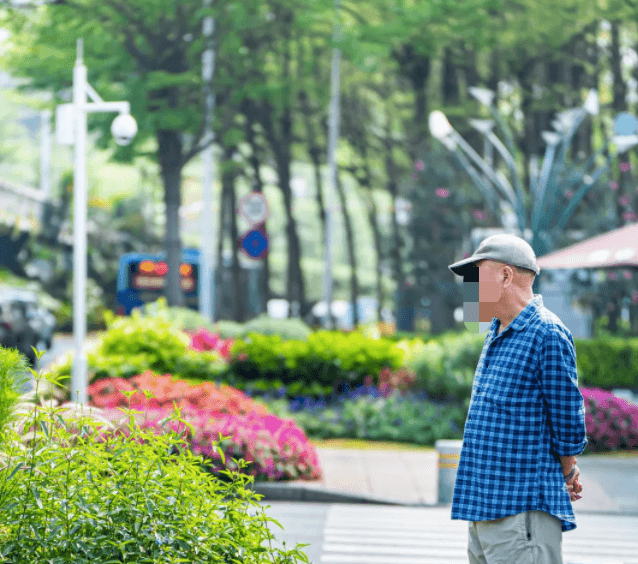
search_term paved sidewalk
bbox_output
[252,448,637,515]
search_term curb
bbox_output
[247,483,638,517]
[249,482,448,507]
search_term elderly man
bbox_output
[448,233,587,564]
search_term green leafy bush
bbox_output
[574,336,638,389]
[138,299,217,332]
[0,354,311,564]
[139,298,311,341]
[0,348,30,440]
[242,314,312,341]
[405,332,482,402]
[229,331,404,392]
[44,308,228,399]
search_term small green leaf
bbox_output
[31,486,43,509]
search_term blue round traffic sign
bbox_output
[240,228,268,259]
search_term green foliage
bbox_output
[100,308,191,368]
[0,356,311,563]
[45,307,228,399]
[265,393,469,447]
[575,337,638,389]
[242,314,312,341]
[404,332,483,402]
[139,301,216,332]
[229,331,404,391]
[0,348,30,441]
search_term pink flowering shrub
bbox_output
[188,328,234,361]
[86,372,322,482]
[581,387,638,452]
[92,406,322,483]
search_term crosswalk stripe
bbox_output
[321,551,468,564]
[321,505,638,564]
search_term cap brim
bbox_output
[448,256,483,277]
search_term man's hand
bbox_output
[561,455,583,501]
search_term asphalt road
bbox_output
[251,502,638,564]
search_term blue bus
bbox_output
[116,248,200,315]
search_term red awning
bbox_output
[536,223,638,270]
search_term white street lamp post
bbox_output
[199,0,216,322]
[67,39,137,405]
[322,0,341,329]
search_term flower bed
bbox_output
[84,371,322,482]
[581,386,638,452]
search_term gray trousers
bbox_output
[468,510,563,564]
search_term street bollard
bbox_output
[435,439,463,504]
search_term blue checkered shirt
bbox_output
[451,294,588,532]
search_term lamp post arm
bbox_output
[451,131,518,207]
[531,141,558,232]
[84,101,130,114]
[559,139,611,195]
[449,145,501,218]
[484,129,526,221]
[488,104,518,162]
[556,158,612,231]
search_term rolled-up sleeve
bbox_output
[539,329,588,456]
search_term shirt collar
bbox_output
[491,294,543,334]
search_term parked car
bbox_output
[0,288,55,366]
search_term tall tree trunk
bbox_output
[361,159,385,324]
[157,129,185,307]
[382,109,406,327]
[257,11,305,318]
[487,48,502,172]
[610,20,631,229]
[458,42,485,154]
[442,46,460,106]
[215,160,227,320]
[334,172,359,327]
[392,43,430,158]
[0,228,29,277]
[516,57,542,209]
[221,145,243,323]
[260,103,306,318]
[608,293,621,334]
[300,93,327,248]
[611,21,627,113]
[297,38,327,248]
[572,23,597,158]
[242,103,271,312]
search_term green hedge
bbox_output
[574,336,638,389]
[228,331,404,390]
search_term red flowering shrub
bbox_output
[581,387,638,452]
[188,328,234,361]
[376,367,418,395]
[88,370,269,417]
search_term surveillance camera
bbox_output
[111,113,138,146]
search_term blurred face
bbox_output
[462,260,503,333]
